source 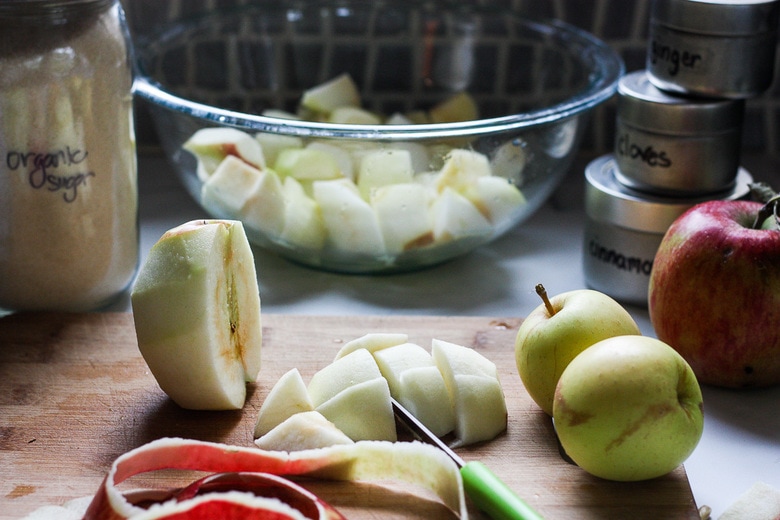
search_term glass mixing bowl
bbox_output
[134,1,623,273]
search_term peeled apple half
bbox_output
[131,219,262,410]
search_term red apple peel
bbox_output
[82,437,468,519]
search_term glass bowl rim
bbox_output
[133,5,625,141]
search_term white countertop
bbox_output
[116,151,780,518]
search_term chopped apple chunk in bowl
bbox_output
[135,1,622,272]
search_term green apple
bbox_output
[254,410,354,451]
[515,285,641,416]
[432,339,507,447]
[131,220,262,410]
[253,368,313,438]
[553,335,704,481]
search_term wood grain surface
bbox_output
[0,312,699,519]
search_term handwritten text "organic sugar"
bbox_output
[6,146,94,202]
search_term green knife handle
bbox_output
[460,461,545,520]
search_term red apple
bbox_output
[648,199,780,388]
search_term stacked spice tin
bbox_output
[583,0,780,306]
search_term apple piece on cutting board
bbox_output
[432,338,507,447]
[131,219,262,410]
[255,410,354,451]
[315,377,397,442]
[373,342,456,437]
[334,332,409,359]
[253,368,314,438]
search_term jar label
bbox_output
[5,145,94,203]
[616,131,672,169]
[649,26,713,77]
[587,236,654,277]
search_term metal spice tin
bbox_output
[583,155,752,306]
[647,0,780,99]
[614,70,744,196]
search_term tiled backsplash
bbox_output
[125,0,780,157]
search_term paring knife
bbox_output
[391,398,545,520]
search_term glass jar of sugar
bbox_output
[0,0,138,313]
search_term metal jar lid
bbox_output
[617,70,744,135]
[585,155,752,234]
[651,0,780,36]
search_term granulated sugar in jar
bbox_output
[583,155,752,306]
[0,0,138,312]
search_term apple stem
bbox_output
[535,284,556,316]
[749,182,780,229]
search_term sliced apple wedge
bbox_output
[241,168,287,236]
[431,187,493,242]
[372,342,437,395]
[253,368,314,438]
[398,365,456,437]
[307,348,384,407]
[357,149,414,200]
[328,106,382,125]
[306,141,355,181]
[466,176,526,224]
[254,132,303,167]
[278,177,326,251]
[428,91,479,124]
[433,149,492,194]
[333,332,409,360]
[131,220,262,410]
[201,155,263,219]
[315,377,397,442]
[373,343,455,437]
[274,148,344,181]
[431,339,507,446]
[255,410,354,451]
[372,183,434,254]
[312,178,386,256]
[183,127,266,181]
[300,72,361,114]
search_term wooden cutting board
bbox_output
[0,312,700,519]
